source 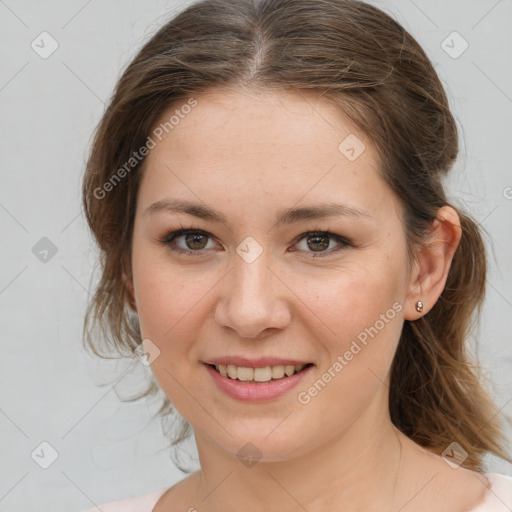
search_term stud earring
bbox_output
[415,300,424,313]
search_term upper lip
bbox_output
[204,356,313,367]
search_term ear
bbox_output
[122,270,138,313]
[404,206,462,321]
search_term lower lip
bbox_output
[204,364,314,402]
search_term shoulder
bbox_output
[468,473,512,512]
[78,487,168,512]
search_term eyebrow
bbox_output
[144,198,373,226]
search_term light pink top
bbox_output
[81,472,512,511]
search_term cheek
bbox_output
[131,245,222,381]
[131,257,206,404]
[307,259,404,331]
[301,256,406,382]
[131,242,183,337]
[134,268,202,341]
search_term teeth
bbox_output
[254,366,272,382]
[215,363,307,382]
[271,365,285,379]
[237,367,254,381]
[227,365,238,379]
[284,365,295,377]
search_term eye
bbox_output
[292,231,351,257]
[158,227,352,257]
[160,229,218,256]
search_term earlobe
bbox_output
[404,206,462,321]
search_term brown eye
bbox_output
[294,231,351,256]
[305,234,330,251]
[184,232,209,250]
[161,229,217,255]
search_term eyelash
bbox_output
[158,224,353,258]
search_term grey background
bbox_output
[0,1,511,510]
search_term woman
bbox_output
[81,0,512,510]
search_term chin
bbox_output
[205,421,315,463]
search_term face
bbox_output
[130,88,414,462]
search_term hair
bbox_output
[82,0,511,472]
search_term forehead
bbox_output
[138,88,396,221]
[149,87,373,166]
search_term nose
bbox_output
[214,248,291,339]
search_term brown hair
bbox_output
[82,0,511,472]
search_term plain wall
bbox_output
[0,1,511,510]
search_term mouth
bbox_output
[205,362,314,384]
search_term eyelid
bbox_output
[291,230,352,257]
[159,226,353,257]
[160,228,219,256]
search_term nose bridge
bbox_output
[215,240,290,338]
[234,246,271,298]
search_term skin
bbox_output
[127,88,489,511]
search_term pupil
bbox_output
[186,233,207,250]
[308,235,328,251]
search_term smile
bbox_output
[204,363,314,402]
[210,363,312,383]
